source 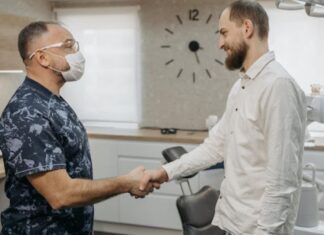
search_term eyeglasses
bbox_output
[28,39,79,59]
[160,128,178,135]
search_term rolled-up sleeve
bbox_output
[162,111,228,180]
[256,78,306,234]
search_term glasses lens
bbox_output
[74,41,79,51]
[63,39,79,52]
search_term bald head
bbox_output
[18,21,56,62]
[18,21,73,63]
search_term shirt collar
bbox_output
[24,77,54,97]
[239,51,275,80]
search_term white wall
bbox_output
[260,1,324,94]
[0,0,52,20]
[140,0,237,130]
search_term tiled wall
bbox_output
[140,0,237,130]
[0,0,52,70]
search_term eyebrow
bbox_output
[219,28,227,35]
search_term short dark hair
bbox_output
[228,0,269,40]
[18,21,58,61]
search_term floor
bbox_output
[94,232,123,235]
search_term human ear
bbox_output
[35,51,51,68]
[242,19,254,39]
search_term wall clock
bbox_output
[161,8,224,83]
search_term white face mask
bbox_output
[51,51,86,82]
[28,40,85,81]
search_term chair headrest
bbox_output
[162,146,197,179]
[176,186,220,227]
[162,146,187,163]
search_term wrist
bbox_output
[118,175,132,193]
[159,167,169,183]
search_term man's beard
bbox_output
[224,40,248,71]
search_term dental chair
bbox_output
[162,146,226,235]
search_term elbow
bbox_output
[49,200,64,210]
[47,192,69,210]
[47,181,78,210]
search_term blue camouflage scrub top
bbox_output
[0,77,94,234]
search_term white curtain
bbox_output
[55,7,140,127]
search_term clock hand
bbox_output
[194,52,200,64]
[188,40,202,65]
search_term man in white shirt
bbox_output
[140,1,307,234]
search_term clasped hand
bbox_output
[126,166,169,199]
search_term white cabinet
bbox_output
[303,150,324,219]
[90,139,120,223]
[89,137,222,232]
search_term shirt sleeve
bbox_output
[255,78,306,234]
[162,111,228,180]
[6,111,66,178]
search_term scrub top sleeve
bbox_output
[8,113,66,178]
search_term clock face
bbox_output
[161,8,224,83]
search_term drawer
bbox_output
[119,193,182,230]
[94,197,120,223]
[89,138,118,179]
[117,141,196,160]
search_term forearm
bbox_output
[52,176,131,209]
[162,119,226,180]
[257,132,303,234]
[257,78,306,234]
[163,142,223,180]
[29,167,148,210]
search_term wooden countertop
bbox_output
[86,126,208,144]
[304,143,324,151]
[87,126,324,151]
[0,128,322,180]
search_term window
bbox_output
[55,7,140,128]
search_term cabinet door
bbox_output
[118,157,183,229]
[303,150,324,210]
[90,138,201,230]
[117,140,199,230]
[89,138,120,223]
[117,141,199,195]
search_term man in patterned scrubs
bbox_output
[0,21,153,234]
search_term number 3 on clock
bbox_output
[189,9,199,21]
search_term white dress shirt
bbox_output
[162,51,307,235]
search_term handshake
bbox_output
[124,166,169,198]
